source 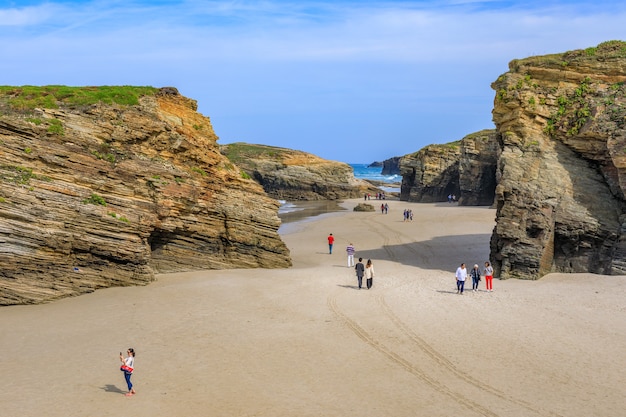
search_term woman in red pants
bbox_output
[484,261,494,292]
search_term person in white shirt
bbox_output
[346,243,355,267]
[455,263,467,294]
[119,348,136,396]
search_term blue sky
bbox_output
[1,1,625,163]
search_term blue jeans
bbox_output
[124,371,133,391]
[456,280,465,293]
[329,244,333,254]
[472,278,480,290]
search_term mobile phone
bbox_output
[120,352,122,355]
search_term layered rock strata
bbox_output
[220,142,379,200]
[490,40,626,279]
[381,157,401,176]
[0,87,291,305]
[399,130,498,205]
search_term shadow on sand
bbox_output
[101,384,126,394]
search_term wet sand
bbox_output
[278,199,347,225]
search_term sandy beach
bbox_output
[1,198,625,417]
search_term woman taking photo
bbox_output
[120,348,136,396]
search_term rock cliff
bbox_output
[381,157,401,176]
[0,86,291,305]
[220,142,379,200]
[399,130,498,205]
[490,40,626,279]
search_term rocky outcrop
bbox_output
[399,130,498,205]
[399,143,461,203]
[458,131,499,205]
[0,86,291,305]
[381,157,401,176]
[220,142,379,200]
[490,40,626,280]
[353,203,375,212]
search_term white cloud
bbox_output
[3,1,626,63]
[0,3,59,26]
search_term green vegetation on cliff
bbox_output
[220,142,285,164]
[0,85,158,110]
[509,40,626,69]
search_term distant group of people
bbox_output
[455,262,494,294]
[447,194,457,203]
[380,203,389,214]
[327,217,496,296]
[364,193,387,200]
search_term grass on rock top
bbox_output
[221,142,286,164]
[510,40,626,70]
[0,85,158,110]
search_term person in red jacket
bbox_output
[327,233,334,254]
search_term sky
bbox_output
[1,1,625,163]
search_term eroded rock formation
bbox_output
[0,87,291,305]
[490,40,626,279]
[220,142,379,200]
[399,143,460,203]
[399,130,498,205]
[381,157,401,176]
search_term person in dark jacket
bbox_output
[470,264,481,292]
[355,257,365,289]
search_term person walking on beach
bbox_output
[455,263,467,294]
[327,233,334,254]
[346,242,355,267]
[119,348,136,396]
[355,257,365,289]
[470,264,481,292]
[364,259,375,289]
[483,261,494,292]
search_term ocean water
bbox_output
[277,163,401,224]
[349,163,402,184]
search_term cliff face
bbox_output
[0,87,291,305]
[458,131,499,205]
[381,157,401,176]
[399,130,498,205]
[220,142,378,200]
[399,143,461,203]
[490,40,626,280]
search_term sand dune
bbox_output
[1,199,624,417]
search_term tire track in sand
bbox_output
[375,294,565,417]
[327,295,499,417]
